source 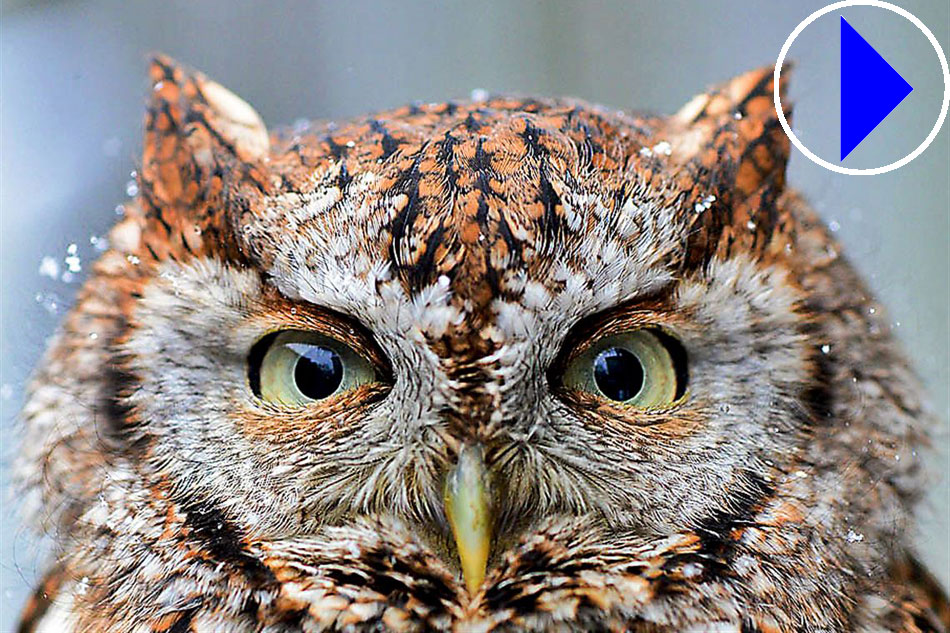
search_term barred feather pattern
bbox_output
[14,57,948,632]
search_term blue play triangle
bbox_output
[840,16,913,161]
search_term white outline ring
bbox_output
[774,0,949,176]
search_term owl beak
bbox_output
[443,443,492,595]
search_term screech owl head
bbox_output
[15,57,943,632]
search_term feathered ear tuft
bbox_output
[658,66,795,266]
[133,55,270,261]
[667,65,792,198]
[142,55,269,205]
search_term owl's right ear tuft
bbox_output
[142,55,269,206]
[134,55,270,260]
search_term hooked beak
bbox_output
[443,443,492,594]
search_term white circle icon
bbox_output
[774,0,949,176]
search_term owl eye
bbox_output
[562,330,687,408]
[250,331,377,406]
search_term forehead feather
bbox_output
[136,58,794,325]
[244,99,685,311]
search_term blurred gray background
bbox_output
[1,0,947,628]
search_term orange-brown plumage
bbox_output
[15,56,947,632]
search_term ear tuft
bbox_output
[664,64,793,201]
[672,65,791,127]
[135,55,270,262]
[657,66,795,266]
[199,79,270,158]
[147,55,269,163]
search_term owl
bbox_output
[14,56,949,632]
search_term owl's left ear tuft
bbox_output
[665,65,792,200]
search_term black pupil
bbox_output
[593,347,644,401]
[293,346,343,400]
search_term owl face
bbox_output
[17,57,942,632]
[125,59,806,549]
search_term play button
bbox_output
[840,16,913,161]
[774,0,949,176]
